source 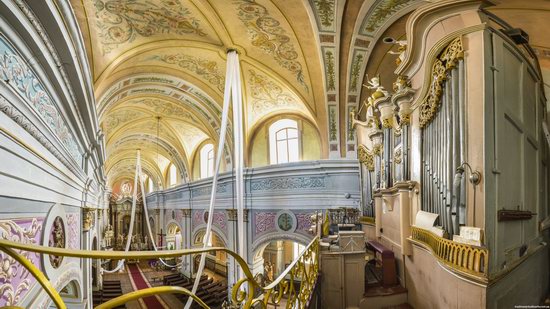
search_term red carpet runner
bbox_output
[127,264,165,309]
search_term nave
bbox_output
[0,0,550,309]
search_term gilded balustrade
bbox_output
[0,236,319,309]
[410,226,488,281]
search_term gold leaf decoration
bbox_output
[419,37,464,128]
[358,144,374,171]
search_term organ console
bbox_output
[366,240,398,288]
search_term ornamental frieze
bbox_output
[250,176,326,191]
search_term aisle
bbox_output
[126,264,167,309]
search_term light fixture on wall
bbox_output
[454,162,481,186]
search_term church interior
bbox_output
[0,0,550,308]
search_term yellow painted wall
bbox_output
[192,150,200,181]
[249,118,321,167]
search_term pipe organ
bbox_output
[420,38,467,236]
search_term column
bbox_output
[275,240,284,276]
[181,209,192,277]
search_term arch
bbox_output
[165,219,183,250]
[192,226,228,248]
[251,236,310,280]
[252,232,311,253]
[247,113,322,167]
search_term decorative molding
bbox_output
[275,210,297,233]
[0,37,81,164]
[360,0,417,37]
[0,96,80,176]
[358,144,375,171]
[82,208,94,232]
[419,37,463,127]
[0,218,43,307]
[253,212,276,235]
[250,176,326,191]
[181,209,191,218]
[226,209,249,223]
[191,183,228,197]
[310,0,336,32]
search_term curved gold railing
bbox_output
[234,236,319,308]
[409,226,488,282]
[0,236,319,309]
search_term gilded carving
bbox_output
[419,37,463,127]
[48,217,65,268]
[358,145,374,171]
[394,148,402,164]
[227,209,249,222]
[93,0,206,53]
[82,208,94,231]
[234,0,308,91]
[382,117,394,129]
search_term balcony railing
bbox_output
[409,226,488,282]
[0,236,319,309]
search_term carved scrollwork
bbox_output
[358,145,375,171]
[419,37,464,127]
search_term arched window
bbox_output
[168,164,177,187]
[200,143,214,179]
[269,119,299,164]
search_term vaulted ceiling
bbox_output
[70,0,326,187]
[69,0,550,190]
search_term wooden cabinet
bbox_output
[320,250,366,309]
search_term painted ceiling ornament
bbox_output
[362,0,416,36]
[152,54,225,92]
[102,109,146,131]
[129,98,196,122]
[234,0,309,92]
[48,216,65,269]
[248,70,297,116]
[312,0,336,30]
[94,0,206,54]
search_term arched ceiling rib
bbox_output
[70,0,328,186]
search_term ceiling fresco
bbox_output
[71,0,547,188]
[70,0,329,187]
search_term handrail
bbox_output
[95,286,208,309]
[409,226,488,282]
[0,236,320,309]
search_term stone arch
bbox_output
[165,219,183,250]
